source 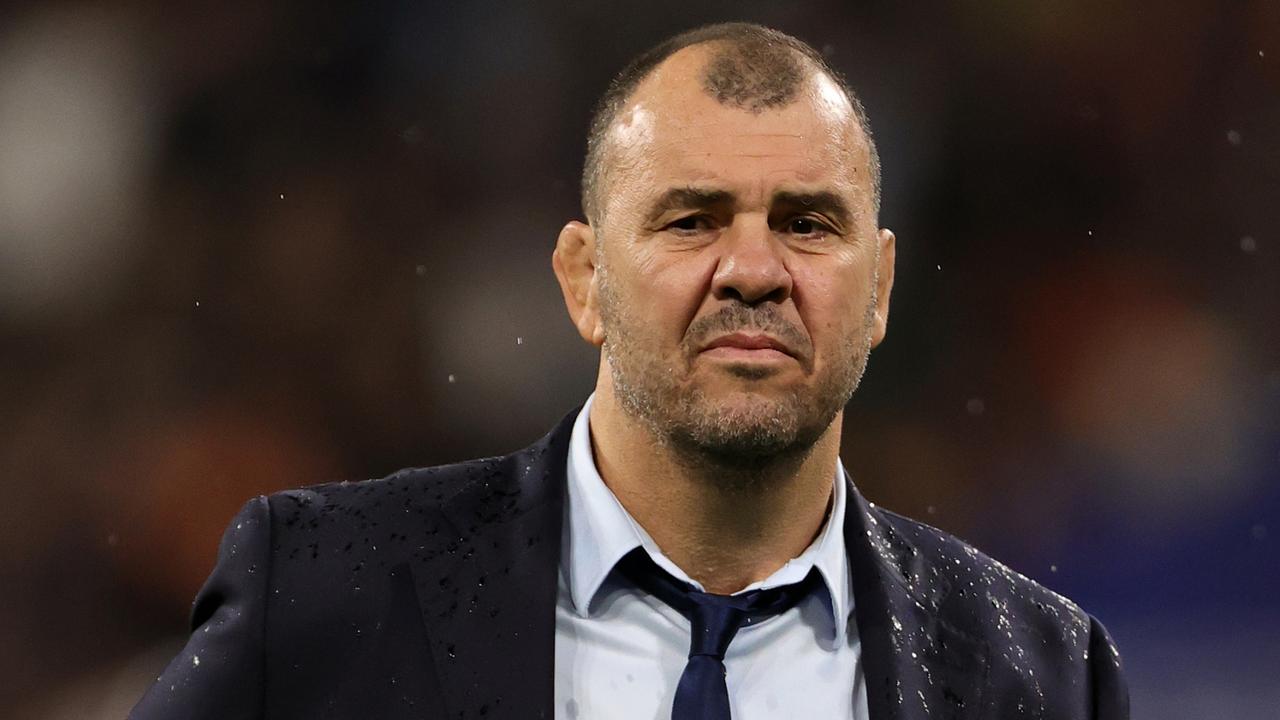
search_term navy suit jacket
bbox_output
[132,407,1128,719]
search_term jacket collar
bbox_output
[409,407,989,720]
[843,471,989,719]
[410,408,574,719]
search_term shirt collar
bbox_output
[561,393,854,642]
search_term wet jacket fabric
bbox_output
[130,407,1129,720]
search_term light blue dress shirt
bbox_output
[554,394,870,719]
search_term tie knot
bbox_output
[617,549,816,660]
[687,596,748,658]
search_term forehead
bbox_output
[606,45,871,205]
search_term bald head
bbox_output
[581,23,881,226]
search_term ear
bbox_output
[552,221,605,347]
[869,227,896,348]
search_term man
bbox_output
[132,23,1128,720]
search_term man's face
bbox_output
[592,47,892,465]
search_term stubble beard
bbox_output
[597,262,877,477]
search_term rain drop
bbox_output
[192,655,200,667]
[448,374,457,384]
[1240,236,1257,254]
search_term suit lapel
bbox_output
[411,410,575,720]
[844,478,988,720]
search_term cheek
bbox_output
[791,261,872,341]
[638,251,716,340]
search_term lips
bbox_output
[700,332,795,357]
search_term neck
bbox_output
[589,384,841,595]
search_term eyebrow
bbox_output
[770,190,853,229]
[645,187,735,220]
[644,186,854,230]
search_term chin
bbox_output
[694,376,801,408]
[670,387,814,460]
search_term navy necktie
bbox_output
[617,548,818,720]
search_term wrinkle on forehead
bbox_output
[648,126,847,177]
[649,133,809,162]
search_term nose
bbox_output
[710,214,793,305]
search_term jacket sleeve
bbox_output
[1088,614,1130,720]
[130,496,271,720]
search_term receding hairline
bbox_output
[581,24,882,227]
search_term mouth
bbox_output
[699,332,796,362]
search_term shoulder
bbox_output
[873,508,1102,657]
[250,405,575,573]
[875,507,1136,712]
[879,507,1091,638]
[266,453,511,530]
[261,407,578,538]
[876,507,1127,715]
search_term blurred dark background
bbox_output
[1,1,1276,717]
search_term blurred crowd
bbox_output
[1,1,1276,717]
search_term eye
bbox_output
[665,215,712,233]
[785,216,829,236]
